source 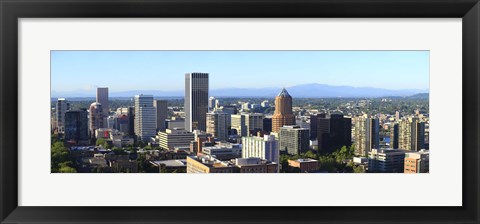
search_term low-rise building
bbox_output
[235,157,278,173]
[151,159,187,173]
[186,155,237,173]
[165,118,185,130]
[242,134,279,164]
[186,155,278,173]
[156,128,195,150]
[368,148,409,173]
[353,157,368,165]
[109,131,134,148]
[404,149,430,173]
[95,128,116,139]
[201,143,242,160]
[288,158,319,173]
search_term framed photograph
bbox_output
[1,0,479,223]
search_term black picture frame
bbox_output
[1,0,479,223]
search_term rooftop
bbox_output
[152,159,187,167]
[277,88,291,97]
[280,125,308,130]
[297,158,318,162]
[370,148,411,154]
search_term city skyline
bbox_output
[51,50,429,93]
[51,51,430,174]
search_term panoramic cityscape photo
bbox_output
[51,50,430,173]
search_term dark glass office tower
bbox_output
[154,100,168,132]
[64,109,89,145]
[185,73,209,132]
[390,123,399,149]
[127,106,135,137]
[317,113,352,154]
[310,113,326,140]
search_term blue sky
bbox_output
[51,51,429,93]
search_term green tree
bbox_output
[112,147,126,155]
[304,150,317,159]
[319,156,336,173]
[51,133,60,144]
[136,153,147,173]
[127,146,136,153]
[96,138,106,146]
[103,141,111,149]
[59,164,77,173]
[279,154,291,173]
[136,141,146,148]
[354,165,366,173]
[51,142,77,173]
[160,165,168,173]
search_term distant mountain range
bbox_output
[51,83,428,98]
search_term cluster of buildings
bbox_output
[52,72,430,173]
[364,149,430,173]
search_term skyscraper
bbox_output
[89,102,103,137]
[263,117,272,133]
[390,123,399,149]
[55,98,70,134]
[353,115,380,157]
[206,111,229,141]
[272,88,295,133]
[231,114,247,137]
[134,95,157,142]
[279,125,310,155]
[371,118,380,150]
[153,100,168,131]
[127,106,135,137]
[317,113,352,154]
[399,117,425,151]
[329,113,353,151]
[96,87,109,126]
[231,113,264,137]
[412,120,426,151]
[246,113,264,136]
[64,109,89,145]
[185,73,209,132]
[309,113,326,140]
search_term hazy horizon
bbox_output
[51,82,429,98]
[51,50,430,93]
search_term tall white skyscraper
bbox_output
[184,73,209,132]
[134,95,157,142]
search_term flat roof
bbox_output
[289,158,318,162]
[152,159,187,167]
